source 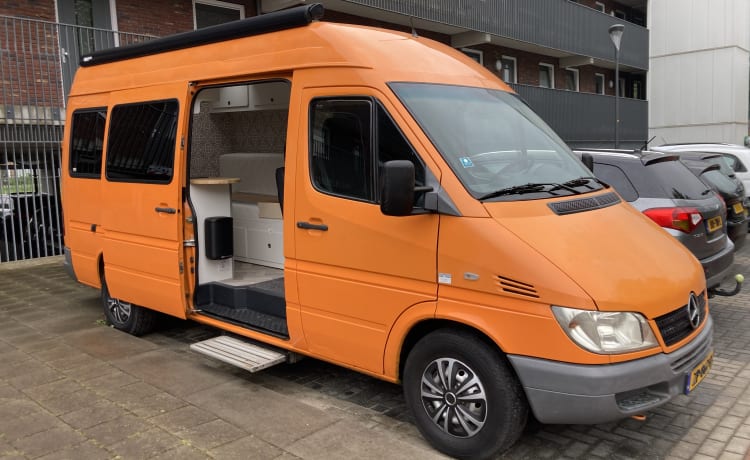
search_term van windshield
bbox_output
[389,82,597,200]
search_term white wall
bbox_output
[648,0,750,145]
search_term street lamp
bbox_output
[609,23,624,149]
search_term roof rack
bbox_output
[80,3,325,67]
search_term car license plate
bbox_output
[685,350,713,394]
[707,216,722,233]
[733,202,744,215]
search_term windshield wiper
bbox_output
[479,182,580,200]
[561,176,608,188]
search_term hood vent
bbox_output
[496,276,539,298]
[548,192,621,215]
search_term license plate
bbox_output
[733,202,744,215]
[685,350,713,394]
[707,216,722,233]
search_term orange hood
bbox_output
[483,196,706,316]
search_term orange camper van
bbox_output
[61,5,713,458]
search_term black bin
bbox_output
[204,216,233,260]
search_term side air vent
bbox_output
[496,276,539,298]
[548,192,621,215]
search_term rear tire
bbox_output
[101,278,157,336]
[403,329,528,459]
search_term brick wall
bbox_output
[0,0,56,21]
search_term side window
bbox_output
[309,98,427,205]
[106,100,178,183]
[724,154,747,173]
[593,163,638,202]
[69,108,106,178]
[376,104,426,199]
[310,99,373,201]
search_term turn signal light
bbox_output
[643,207,702,233]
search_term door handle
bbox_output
[296,221,328,231]
[155,207,177,214]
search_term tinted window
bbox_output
[724,153,748,173]
[593,163,638,202]
[310,99,373,201]
[648,160,711,200]
[309,99,427,204]
[376,104,426,200]
[701,169,739,196]
[69,108,106,178]
[106,100,178,183]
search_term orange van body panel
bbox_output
[382,301,438,380]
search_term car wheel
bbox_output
[101,277,156,336]
[403,329,528,459]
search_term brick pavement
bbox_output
[0,247,749,459]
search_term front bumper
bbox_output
[508,316,713,425]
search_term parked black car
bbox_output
[681,159,748,251]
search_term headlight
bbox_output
[552,306,658,354]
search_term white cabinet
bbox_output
[232,202,284,269]
[215,86,249,110]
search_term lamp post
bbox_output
[609,23,624,149]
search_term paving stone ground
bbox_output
[0,245,749,459]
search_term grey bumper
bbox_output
[701,239,734,289]
[508,316,713,425]
[62,246,78,282]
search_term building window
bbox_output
[106,100,179,183]
[70,108,107,178]
[594,2,606,13]
[194,0,245,29]
[632,80,643,99]
[564,68,579,91]
[539,63,555,89]
[497,56,517,84]
[614,9,627,20]
[461,48,483,65]
[595,73,605,94]
[619,77,626,97]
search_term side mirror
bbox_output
[381,160,415,216]
[581,153,594,173]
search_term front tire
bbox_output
[101,278,157,336]
[403,329,528,459]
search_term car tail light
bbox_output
[643,207,703,233]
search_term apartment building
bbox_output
[0,0,648,261]
[648,0,750,145]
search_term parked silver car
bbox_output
[576,150,735,291]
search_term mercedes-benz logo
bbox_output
[686,293,701,329]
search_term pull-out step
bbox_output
[190,335,287,372]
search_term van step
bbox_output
[190,335,287,372]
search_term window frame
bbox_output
[105,99,179,185]
[595,73,606,95]
[69,107,108,179]
[460,48,484,65]
[193,0,245,30]
[539,63,555,89]
[563,67,580,92]
[307,96,427,205]
[499,55,517,84]
[594,1,606,13]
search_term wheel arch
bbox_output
[397,319,506,382]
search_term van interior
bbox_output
[188,80,291,338]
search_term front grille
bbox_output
[548,192,621,215]
[655,292,706,346]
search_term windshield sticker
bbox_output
[459,157,474,168]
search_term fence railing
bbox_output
[0,15,154,262]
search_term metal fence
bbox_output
[0,15,153,262]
